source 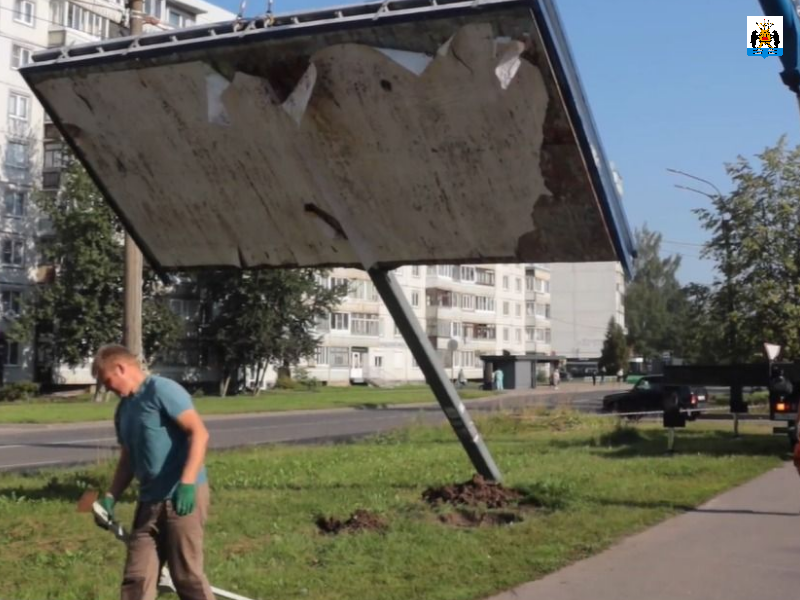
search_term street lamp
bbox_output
[667,168,737,362]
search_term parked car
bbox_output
[601,375,704,420]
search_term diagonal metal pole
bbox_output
[368,267,502,482]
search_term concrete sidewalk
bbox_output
[486,463,800,600]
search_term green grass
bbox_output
[0,386,494,424]
[0,412,787,600]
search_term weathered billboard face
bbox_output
[22,0,634,273]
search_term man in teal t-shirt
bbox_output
[93,344,213,600]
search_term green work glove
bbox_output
[94,493,116,529]
[174,483,196,516]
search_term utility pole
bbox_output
[123,0,144,358]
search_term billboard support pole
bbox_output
[368,267,502,482]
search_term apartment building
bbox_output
[0,0,233,382]
[548,261,625,360]
[303,264,528,385]
[524,264,552,356]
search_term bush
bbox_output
[274,375,302,390]
[294,367,320,391]
[536,371,548,384]
[0,381,40,402]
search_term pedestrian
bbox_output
[591,369,597,386]
[552,368,560,390]
[616,368,624,383]
[457,368,467,389]
[600,365,606,384]
[493,368,504,391]
[92,344,214,600]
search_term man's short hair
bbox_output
[92,344,139,377]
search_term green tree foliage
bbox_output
[197,270,345,396]
[600,317,629,374]
[624,226,688,359]
[694,138,800,361]
[679,283,726,364]
[12,158,181,371]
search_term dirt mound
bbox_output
[422,474,523,509]
[438,509,523,527]
[316,509,388,534]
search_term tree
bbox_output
[600,317,629,374]
[12,158,181,376]
[198,269,345,396]
[624,226,689,359]
[680,282,726,364]
[694,137,800,361]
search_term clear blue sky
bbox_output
[213,0,799,284]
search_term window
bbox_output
[437,265,456,278]
[14,0,35,25]
[535,303,551,319]
[144,0,162,17]
[6,141,29,168]
[373,356,383,367]
[503,327,509,341]
[515,303,521,317]
[534,278,550,293]
[515,328,522,343]
[515,278,522,293]
[460,266,475,282]
[330,312,349,331]
[4,190,25,217]
[11,46,32,69]
[526,301,535,316]
[526,327,535,341]
[166,4,195,28]
[534,328,552,343]
[168,298,199,322]
[411,291,420,307]
[526,274,535,291]
[2,290,22,315]
[476,268,495,286]
[451,321,462,338]
[412,265,420,277]
[44,144,63,170]
[351,313,379,336]
[2,239,23,266]
[329,277,348,297]
[4,341,19,366]
[502,275,509,290]
[474,324,496,340]
[503,301,509,316]
[349,279,378,301]
[8,92,30,133]
[475,295,495,312]
[461,294,474,310]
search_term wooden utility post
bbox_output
[123,0,144,358]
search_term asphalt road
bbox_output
[0,388,609,472]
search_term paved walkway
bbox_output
[486,463,800,600]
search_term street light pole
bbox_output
[667,168,736,363]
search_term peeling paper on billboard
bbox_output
[282,63,317,125]
[374,48,433,76]
[494,39,525,90]
[206,72,232,126]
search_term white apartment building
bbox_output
[524,264,552,357]
[0,0,233,382]
[303,264,529,385]
[548,261,625,360]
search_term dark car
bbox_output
[602,375,703,420]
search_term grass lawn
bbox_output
[0,386,494,425]
[0,411,788,600]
